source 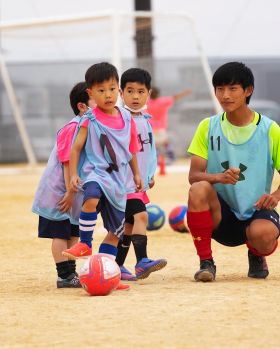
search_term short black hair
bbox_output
[69,82,89,115]
[85,62,119,88]
[212,62,254,104]
[120,68,151,90]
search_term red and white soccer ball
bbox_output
[79,254,121,296]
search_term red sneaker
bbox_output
[62,242,92,260]
[115,283,130,291]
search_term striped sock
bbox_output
[79,211,97,248]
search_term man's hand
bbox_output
[255,193,279,210]
[218,167,240,185]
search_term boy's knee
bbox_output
[82,198,98,212]
[103,232,119,245]
[134,211,148,225]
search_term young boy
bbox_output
[62,63,143,274]
[32,82,93,288]
[115,68,167,281]
[187,62,280,282]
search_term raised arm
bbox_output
[173,88,192,102]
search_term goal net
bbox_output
[0,11,219,163]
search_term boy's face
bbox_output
[215,84,253,113]
[121,82,151,111]
[87,78,119,114]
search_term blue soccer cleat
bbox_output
[135,258,167,279]
[120,265,137,281]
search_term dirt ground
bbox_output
[1,162,280,349]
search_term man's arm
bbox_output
[255,182,280,210]
[188,155,240,185]
[272,185,280,202]
[254,122,280,210]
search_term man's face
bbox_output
[215,84,253,113]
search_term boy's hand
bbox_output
[70,174,82,192]
[134,174,144,192]
[58,191,74,213]
[218,167,240,185]
[255,193,278,210]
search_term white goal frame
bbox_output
[0,10,221,165]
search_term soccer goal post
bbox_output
[0,10,220,163]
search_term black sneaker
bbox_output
[57,273,82,288]
[194,259,216,282]
[247,250,269,279]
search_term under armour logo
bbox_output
[100,134,119,173]
[138,132,153,152]
[192,236,202,241]
[221,161,247,181]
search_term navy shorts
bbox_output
[83,181,125,238]
[212,195,280,247]
[38,216,79,240]
[125,199,146,225]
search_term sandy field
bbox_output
[1,162,280,349]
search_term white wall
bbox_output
[1,0,279,59]
[1,0,133,20]
[153,0,280,57]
